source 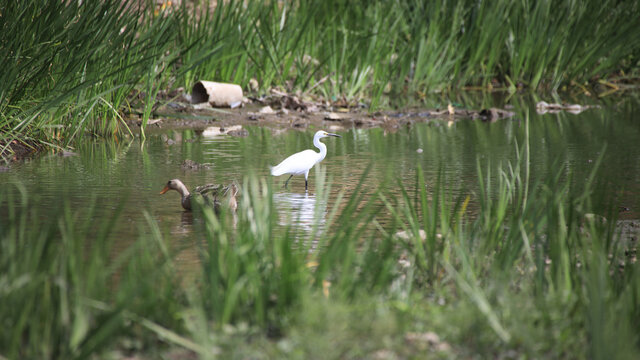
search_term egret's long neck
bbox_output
[314,135,327,162]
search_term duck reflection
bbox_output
[177,203,238,230]
[180,211,195,227]
[273,191,327,239]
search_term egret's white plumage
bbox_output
[271,130,341,190]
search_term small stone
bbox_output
[249,78,259,91]
[59,150,77,157]
[259,105,276,114]
[324,112,343,121]
[302,54,320,66]
[394,229,427,241]
[227,129,248,137]
[370,349,398,360]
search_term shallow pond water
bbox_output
[2,97,639,257]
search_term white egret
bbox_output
[160,179,239,212]
[270,130,341,190]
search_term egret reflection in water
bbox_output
[273,192,328,239]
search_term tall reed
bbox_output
[3,0,638,153]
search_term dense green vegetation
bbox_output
[1,0,639,155]
[1,1,639,358]
[1,134,639,358]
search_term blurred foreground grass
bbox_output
[1,143,638,359]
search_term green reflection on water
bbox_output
[1,98,639,246]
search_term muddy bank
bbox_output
[132,90,518,135]
[0,139,43,164]
[4,87,601,162]
[0,102,514,162]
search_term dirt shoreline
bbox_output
[0,139,43,164]
[1,103,502,163]
[4,91,600,162]
[131,97,519,137]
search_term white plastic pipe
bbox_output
[191,81,243,107]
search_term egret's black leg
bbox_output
[305,179,308,190]
[284,175,294,188]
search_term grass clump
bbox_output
[0,0,181,153]
[2,139,639,358]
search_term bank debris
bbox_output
[536,101,600,114]
[249,89,518,121]
[0,138,43,163]
[138,84,610,134]
[185,83,519,123]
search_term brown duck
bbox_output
[160,179,239,212]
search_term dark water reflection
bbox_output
[2,97,640,251]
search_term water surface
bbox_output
[2,97,639,252]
